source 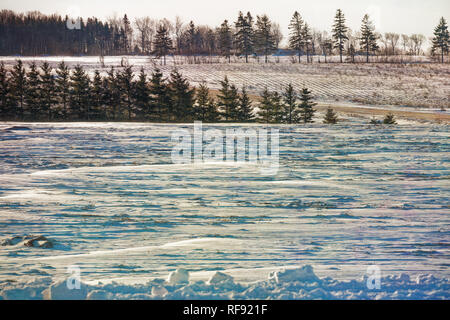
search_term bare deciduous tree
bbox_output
[135,17,156,54]
[271,22,283,50]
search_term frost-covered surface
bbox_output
[1,265,449,300]
[1,56,449,109]
[0,121,449,299]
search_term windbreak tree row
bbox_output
[0,60,319,123]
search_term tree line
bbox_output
[0,9,448,62]
[0,60,326,123]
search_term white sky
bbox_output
[1,0,449,41]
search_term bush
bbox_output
[383,113,397,124]
[323,107,338,124]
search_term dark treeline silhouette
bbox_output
[1,9,448,62]
[0,60,321,123]
[0,10,132,56]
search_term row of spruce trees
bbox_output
[0,60,325,123]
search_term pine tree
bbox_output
[348,43,356,63]
[122,14,133,53]
[282,83,299,124]
[383,113,396,124]
[10,60,27,119]
[187,21,197,57]
[217,76,239,121]
[205,98,219,123]
[90,70,104,120]
[218,20,233,63]
[118,66,134,120]
[298,87,316,123]
[149,68,169,121]
[332,9,349,63]
[25,62,41,120]
[302,23,312,63]
[194,82,212,121]
[55,61,70,119]
[237,86,254,122]
[103,67,121,120]
[288,11,304,63]
[40,62,55,120]
[168,69,195,121]
[255,15,276,63]
[271,91,283,123]
[0,62,11,119]
[133,67,150,120]
[432,17,449,63]
[360,14,379,63]
[153,24,173,65]
[257,87,272,123]
[69,64,91,120]
[235,11,254,63]
[323,107,338,124]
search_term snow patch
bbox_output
[268,265,320,283]
[167,269,189,285]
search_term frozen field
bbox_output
[1,55,449,110]
[0,121,449,299]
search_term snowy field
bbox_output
[0,120,449,299]
[1,55,449,110]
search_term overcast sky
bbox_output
[1,0,449,40]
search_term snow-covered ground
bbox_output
[0,121,449,299]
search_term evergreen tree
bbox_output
[288,11,305,63]
[302,23,312,63]
[383,113,396,124]
[40,62,55,120]
[257,87,275,123]
[235,11,254,63]
[237,86,254,122]
[218,20,233,63]
[168,69,195,121]
[255,15,276,63]
[0,62,11,119]
[122,14,133,53]
[55,61,70,119]
[360,14,379,62]
[298,87,316,123]
[205,98,219,123]
[25,62,41,120]
[133,67,150,120]
[187,21,197,57]
[153,24,173,65]
[217,76,239,121]
[69,64,91,120]
[282,83,299,124]
[348,43,356,63]
[103,67,121,120]
[149,68,170,120]
[90,70,104,120]
[10,60,27,119]
[432,17,449,63]
[194,82,213,121]
[332,9,349,63]
[118,66,134,120]
[323,107,338,124]
[270,91,283,123]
